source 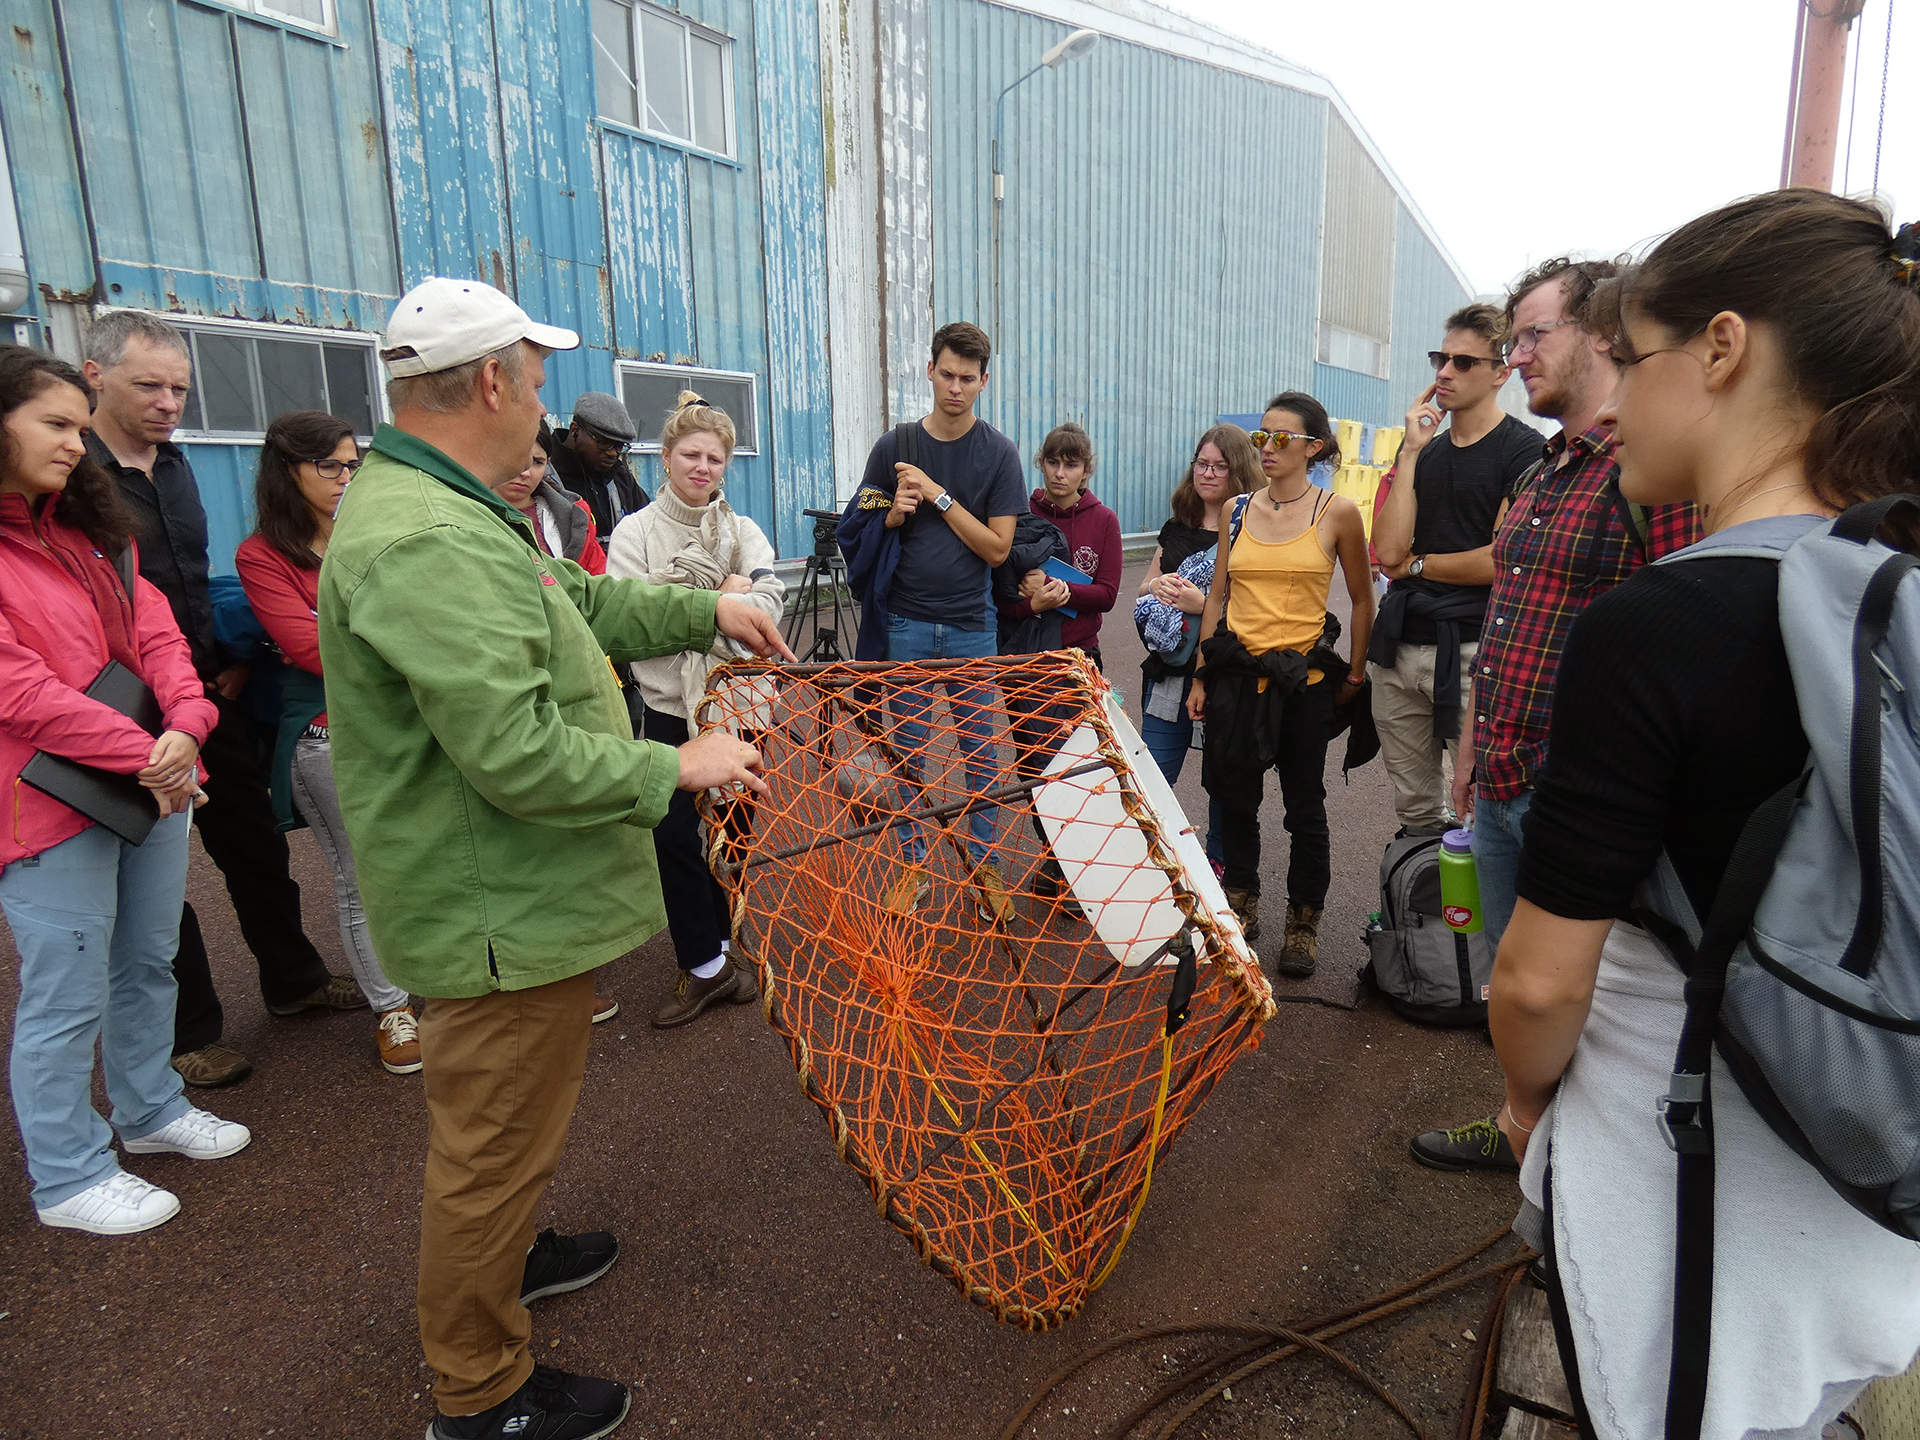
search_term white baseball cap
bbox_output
[380,277,579,377]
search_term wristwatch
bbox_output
[1408,555,1426,578]
[933,491,954,513]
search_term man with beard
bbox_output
[1407,258,1700,1173]
[1370,305,1541,835]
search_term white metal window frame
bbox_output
[594,0,738,160]
[96,310,385,442]
[1316,321,1390,382]
[187,0,341,41]
[616,361,760,456]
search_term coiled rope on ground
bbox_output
[997,1224,1537,1440]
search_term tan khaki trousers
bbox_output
[417,969,594,1416]
[1368,641,1477,834]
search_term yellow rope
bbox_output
[900,1029,1073,1281]
[1089,1028,1175,1292]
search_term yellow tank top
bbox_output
[1227,494,1337,682]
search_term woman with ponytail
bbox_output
[1491,191,1920,1438]
[606,393,782,1029]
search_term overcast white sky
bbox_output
[1171,0,1915,297]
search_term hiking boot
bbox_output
[1276,902,1323,978]
[123,1107,252,1161]
[427,1365,629,1440]
[972,861,1013,924]
[37,1171,180,1235]
[652,959,758,1029]
[521,1227,619,1303]
[590,993,619,1024]
[1409,1115,1520,1173]
[266,973,369,1016]
[169,1041,252,1089]
[1031,858,1086,921]
[1224,888,1260,944]
[882,862,932,915]
[376,1005,423,1075]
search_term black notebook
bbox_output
[19,661,167,846]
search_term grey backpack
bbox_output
[1635,500,1920,1440]
[1362,832,1493,1027]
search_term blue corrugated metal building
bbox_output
[0,0,1471,571]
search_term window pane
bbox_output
[592,0,638,128]
[257,337,325,426]
[640,10,689,140]
[689,34,727,154]
[324,344,376,437]
[621,369,754,451]
[620,369,688,447]
[194,332,257,433]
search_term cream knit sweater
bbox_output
[605,486,783,722]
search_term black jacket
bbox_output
[88,433,221,677]
[1199,617,1346,790]
[1368,580,1487,740]
[993,513,1068,655]
[549,442,649,539]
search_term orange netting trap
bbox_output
[695,651,1274,1330]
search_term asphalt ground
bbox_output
[0,553,1521,1440]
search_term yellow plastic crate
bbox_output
[1374,426,1405,469]
[1335,417,1364,461]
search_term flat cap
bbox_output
[572,392,637,442]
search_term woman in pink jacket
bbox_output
[0,347,250,1237]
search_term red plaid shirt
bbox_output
[1472,426,1701,800]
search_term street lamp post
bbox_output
[991,28,1100,346]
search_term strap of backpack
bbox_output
[1651,777,1802,1440]
[1608,474,1650,555]
[114,542,137,609]
[893,420,919,474]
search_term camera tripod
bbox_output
[786,508,859,662]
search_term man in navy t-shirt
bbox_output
[861,321,1023,920]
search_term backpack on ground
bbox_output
[1361,832,1493,1027]
[1635,498,1920,1440]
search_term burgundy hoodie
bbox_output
[1004,487,1122,654]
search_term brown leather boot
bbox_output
[652,958,759,1029]
[1224,888,1260,943]
[1277,901,1323,978]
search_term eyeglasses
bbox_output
[1502,319,1575,362]
[310,458,362,480]
[1248,430,1312,450]
[1193,460,1231,476]
[1428,351,1500,373]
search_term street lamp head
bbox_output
[1041,28,1099,68]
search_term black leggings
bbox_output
[1209,678,1334,905]
[642,710,734,971]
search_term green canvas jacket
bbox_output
[317,425,716,998]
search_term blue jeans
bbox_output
[1,810,193,1208]
[1470,787,1533,950]
[885,614,1001,866]
[1138,708,1224,866]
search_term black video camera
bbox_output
[801,507,841,561]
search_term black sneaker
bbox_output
[520,1227,619,1304]
[428,1366,629,1440]
[1408,1115,1520,1173]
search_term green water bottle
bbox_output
[1439,828,1483,934]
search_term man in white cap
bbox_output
[318,277,792,1440]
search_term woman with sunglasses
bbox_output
[235,411,414,1075]
[1189,395,1373,976]
[1491,192,1920,1438]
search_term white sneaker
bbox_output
[37,1171,180,1235]
[122,1107,252,1160]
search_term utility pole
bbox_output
[1780,0,1869,190]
